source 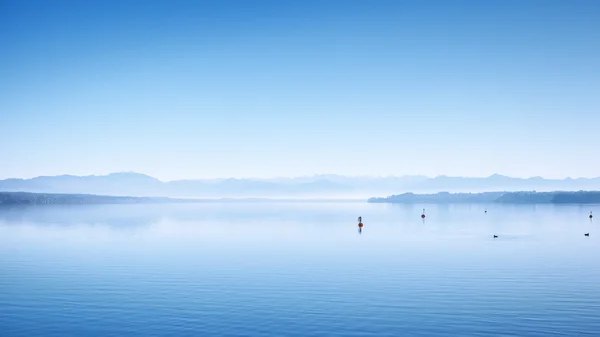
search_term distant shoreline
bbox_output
[368,191,600,204]
[0,192,364,205]
[2,190,600,205]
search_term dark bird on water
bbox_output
[585,233,590,237]
[493,235,498,238]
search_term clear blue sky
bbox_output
[1,0,599,180]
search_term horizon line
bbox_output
[2,171,600,182]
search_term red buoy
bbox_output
[421,209,426,219]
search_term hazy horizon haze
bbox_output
[3,171,600,199]
[1,171,600,182]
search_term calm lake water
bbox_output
[1,202,599,336]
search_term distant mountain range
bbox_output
[1,172,600,198]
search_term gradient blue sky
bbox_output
[1,0,599,180]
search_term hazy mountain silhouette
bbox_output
[1,172,600,198]
[406,174,600,193]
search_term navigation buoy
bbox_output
[358,216,364,228]
[421,209,426,219]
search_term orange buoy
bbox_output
[358,216,364,228]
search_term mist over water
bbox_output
[1,203,599,336]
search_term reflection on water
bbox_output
[1,202,599,336]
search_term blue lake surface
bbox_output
[1,202,599,336]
